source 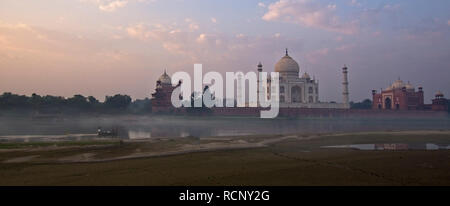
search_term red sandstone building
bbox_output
[151,70,179,113]
[432,91,448,111]
[372,79,447,111]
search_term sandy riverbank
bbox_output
[0,130,449,185]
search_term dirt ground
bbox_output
[0,130,449,185]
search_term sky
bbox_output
[0,0,449,103]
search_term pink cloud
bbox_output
[99,0,128,12]
[81,0,155,12]
[306,47,330,63]
[262,0,360,35]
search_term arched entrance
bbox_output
[384,97,392,110]
[291,86,301,103]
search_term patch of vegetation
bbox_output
[350,99,372,109]
[0,92,151,115]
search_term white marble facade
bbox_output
[258,50,349,109]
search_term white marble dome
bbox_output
[275,52,300,74]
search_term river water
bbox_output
[0,115,450,142]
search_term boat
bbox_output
[97,127,118,137]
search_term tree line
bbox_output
[2,92,444,114]
[0,92,151,114]
[349,99,373,109]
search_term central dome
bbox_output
[275,51,300,74]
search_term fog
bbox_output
[1,114,450,143]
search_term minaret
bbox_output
[342,65,350,108]
[257,62,263,107]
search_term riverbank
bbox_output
[0,130,449,185]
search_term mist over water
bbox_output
[0,115,450,142]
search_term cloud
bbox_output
[262,0,360,35]
[81,0,154,12]
[382,4,400,12]
[126,23,152,40]
[126,22,226,59]
[349,0,361,7]
[305,43,356,64]
[99,0,128,12]
[372,31,381,37]
[185,18,200,31]
[235,33,246,38]
[258,2,266,8]
[126,22,201,57]
[196,33,207,43]
[0,21,133,67]
[403,31,443,41]
[358,3,402,28]
[305,47,330,63]
[123,20,304,71]
[335,44,355,52]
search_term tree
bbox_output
[0,92,152,115]
[350,99,373,109]
[104,94,132,110]
[67,94,90,109]
[28,93,45,111]
[128,98,152,114]
[0,92,31,108]
[88,96,99,104]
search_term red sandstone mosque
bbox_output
[371,79,447,111]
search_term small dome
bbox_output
[301,72,311,79]
[158,70,172,85]
[274,50,300,74]
[405,82,413,89]
[436,91,444,97]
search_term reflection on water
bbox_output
[128,131,151,140]
[0,115,449,142]
[0,134,98,142]
[321,143,450,151]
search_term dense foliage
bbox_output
[350,99,373,109]
[0,92,151,114]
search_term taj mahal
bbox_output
[256,49,350,109]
